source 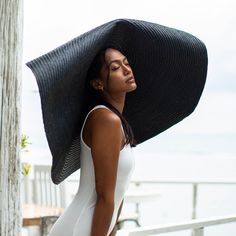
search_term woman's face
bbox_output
[99,48,137,94]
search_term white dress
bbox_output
[49,104,135,236]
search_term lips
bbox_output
[126,76,135,82]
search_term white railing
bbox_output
[64,177,236,231]
[23,172,236,218]
[26,176,235,219]
[129,179,236,220]
[117,214,236,236]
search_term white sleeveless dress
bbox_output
[49,105,135,236]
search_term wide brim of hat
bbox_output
[26,18,208,184]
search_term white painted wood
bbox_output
[51,173,236,232]
[0,0,23,235]
[118,214,236,236]
[192,227,204,236]
[131,179,236,185]
[192,183,198,219]
[23,169,236,235]
[33,165,66,208]
[21,169,30,203]
[129,179,236,224]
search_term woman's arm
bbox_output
[90,109,123,236]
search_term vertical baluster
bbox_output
[192,227,204,236]
[39,170,42,205]
[49,176,53,206]
[192,183,198,219]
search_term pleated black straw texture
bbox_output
[26,18,208,184]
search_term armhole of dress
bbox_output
[120,123,126,143]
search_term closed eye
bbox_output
[112,66,120,71]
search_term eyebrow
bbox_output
[108,57,128,66]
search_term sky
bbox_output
[21,0,236,160]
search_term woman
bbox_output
[26,17,207,236]
[49,47,137,236]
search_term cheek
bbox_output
[108,75,125,90]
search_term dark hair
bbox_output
[84,47,137,147]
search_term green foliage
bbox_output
[20,134,32,176]
[21,134,32,152]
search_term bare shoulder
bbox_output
[82,107,123,149]
[89,107,123,152]
[89,107,121,130]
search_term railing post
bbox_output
[192,183,198,219]
[192,227,204,236]
[135,182,141,224]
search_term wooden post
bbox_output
[0,0,23,235]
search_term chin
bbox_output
[127,84,137,92]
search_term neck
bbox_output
[100,97,125,114]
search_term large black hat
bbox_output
[26,18,208,184]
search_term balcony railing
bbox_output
[116,214,236,236]
[129,179,236,220]
[21,164,236,235]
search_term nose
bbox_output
[123,64,131,75]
